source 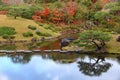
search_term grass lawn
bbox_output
[0,15,60,40]
[106,34,120,53]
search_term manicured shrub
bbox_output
[2,34,9,39]
[2,34,15,39]
[39,23,43,26]
[23,32,33,37]
[36,30,41,35]
[28,25,37,30]
[42,33,52,37]
[0,26,16,36]
[36,30,52,37]
[10,36,15,39]
[21,9,34,19]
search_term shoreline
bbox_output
[0,36,57,44]
[0,49,120,55]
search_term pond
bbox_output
[0,34,78,50]
[0,53,120,80]
[0,40,61,50]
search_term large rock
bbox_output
[61,38,70,47]
[60,38,75,47]
[116,36,120,42]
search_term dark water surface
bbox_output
[0,40,61,50]
[0,53,120,80]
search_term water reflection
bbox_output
[7,53,79,64]
[116,56,120,64]
[0,53,120,80]
[8,54,32,64]
[78,56,112,76]
[0,39,63,50]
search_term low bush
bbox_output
[28,25,37,30]
[23,32,33,37]
[0,26,16,36]
[36,30,52,37]
[2,34,15,39]
[2,34,9,39]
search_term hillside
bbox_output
[0,15,59,40]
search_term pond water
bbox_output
[0,40,61,50]
[0,34,78,50]
[0,53,120,80]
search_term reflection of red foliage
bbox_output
[39,40,60,50]
[0,11,8,15]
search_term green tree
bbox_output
[21,8,34,19]
[0,0,3,5]
[74,30,111,51]
[94,11,108,20]
[8,7,23,19]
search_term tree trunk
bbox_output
[100,39,105,47]
[14,16,17,19]
[92,40,101,50]
[92,39,106,51]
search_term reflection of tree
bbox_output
[116,56,120,64]
[9,54,32,64]
[41,53,79,64]
[78,56,112,76]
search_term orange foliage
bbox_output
[41,7,50,17]
[100,0,116,7]
[52,8,63,22]
[34,11,41,16]
[1,0,9,4]
[32,7,50,22]
[32,15,43,22]
[0,10,8,15]
[32,1,78,25]
[92,0,98,3]
[65,1,78,16]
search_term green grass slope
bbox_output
[0,15,60,40]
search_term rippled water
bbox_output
[0,53,120,80]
